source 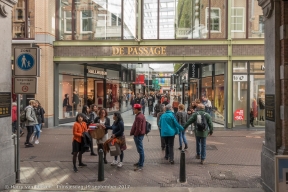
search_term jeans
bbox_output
[142,107,145,115]
[26,126,34,144]
[164,136,175,161]
[134,135,145,167]
[34,124,41,139]
[196,136,206,160]
[178,130,187,146]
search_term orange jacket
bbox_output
[173,101,179,108]
[73,121,87,143]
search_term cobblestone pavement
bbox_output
[7,110,265,191]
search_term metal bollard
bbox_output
[179,150,186,183]
[98,149,104,181]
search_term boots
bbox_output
[178,146,182,150]
[184,143,188,150]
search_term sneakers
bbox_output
[25,143,34,148]
[170,160,174,164]
[201,160,205,165]
[196,155,200,159]
[111,160,118,166]
[79,163,87,167]
[35,140,39,144]
[117,162,123,168]
[134,167,142,171]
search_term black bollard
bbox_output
[179,150,186,183]
[98,149,104,181]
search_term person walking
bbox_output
[130,104,146,171]
[162,97,169,106]
[157,104,166,150]
[12,102,24,136]
[154,100,161,117]
[140,96,147,115]
[176,104,188,150]
[82,105,97,156]
[31,100,45,144]
[94,108,110,164]
[202,95,212,115]
[148,95,154,115]
[72,113,88,172]
[24,100,38,147]
[172,98,180,113]
[130,95,135,115]
[158,104,184,164]
[105,112,127,168]
[183,104,213,164]
[90,104,98,121]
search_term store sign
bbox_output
[234,109,244,120]
[233,75,247,81]
[112,46,167,56]
[0,92,11,118]
[266,94,275,122]
[189,64,199,78]
[88,69,107,76]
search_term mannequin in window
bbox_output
[252,98,258,120]
[63,94,71,117]
[258,97,265,121]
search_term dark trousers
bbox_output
[148,106,153,115]
[159,129,165,149]
[164,136,175,161]
[173,108,178,113]
[25,126,34,144]
[73,104,78,116]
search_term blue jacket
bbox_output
[159,110,184,137]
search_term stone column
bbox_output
[0,0,18,190]
[257,0,281,191]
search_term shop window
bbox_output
[250,62,265,73]
[233,62,248,73]
[81,10,92,33]
[64,11,72,33]
[231,7,245,32]
[206,8,221,32]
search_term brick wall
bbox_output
[232,45,264,56]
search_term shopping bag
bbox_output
[109,139,121,156]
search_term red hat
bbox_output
[134,104,141,109]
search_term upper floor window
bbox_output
[206,8,221,33]
[64,11,72,33]
[12,0,34,39]
[231,7,245,32]
[81,10,92,33]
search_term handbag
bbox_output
[89,124,105,140]
[109,138,121,156]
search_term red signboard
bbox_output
[133,74,145,84]
[234,109,244,120]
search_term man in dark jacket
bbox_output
[130,104,146,171]
[134,94,141,104]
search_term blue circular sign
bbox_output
[17,53,34,71]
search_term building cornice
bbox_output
[0,0,17,17]
[258,0,274,18]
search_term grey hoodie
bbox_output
[25,105,38,126]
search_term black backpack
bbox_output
[196,112,208,132]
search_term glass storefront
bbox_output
[233,61,265,127]
[58,64,119,122]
